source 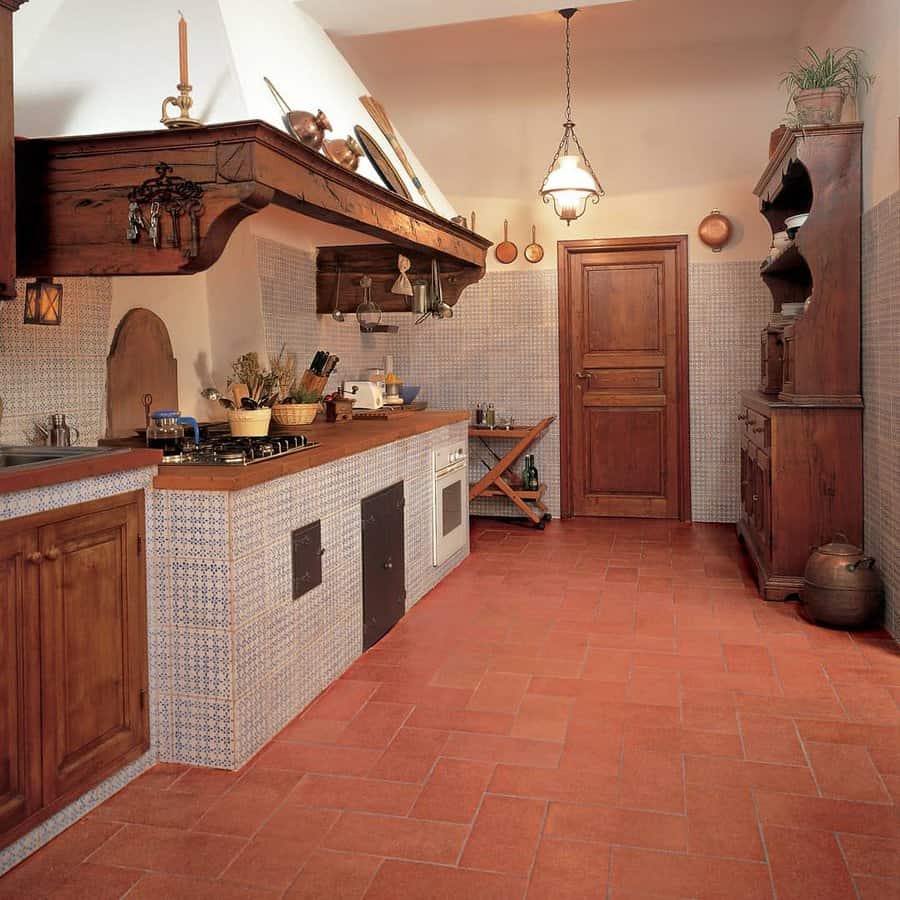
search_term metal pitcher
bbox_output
[35,413,80,447]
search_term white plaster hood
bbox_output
[12,0,456,218]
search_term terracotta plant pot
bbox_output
[793,88,845,125]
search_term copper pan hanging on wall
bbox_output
[495,219,518,264]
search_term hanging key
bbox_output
[148,201,161,249]
[126,202,145,242]
[167,204,182,249]
[185,201,203,259]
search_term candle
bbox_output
[178,13,189,86]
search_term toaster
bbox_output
[342,381,384,410]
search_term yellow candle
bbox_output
[178,13,189,86]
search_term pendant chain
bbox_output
[565,14,573,123]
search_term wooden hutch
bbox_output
[738,123,863,600]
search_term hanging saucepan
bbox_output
[524,225,544,264]
[263,76,332,150]
[495,219,518,264]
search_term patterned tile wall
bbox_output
[147,421,470,771]
[688,262,773,522]
[0,466,158,877]
[257,238,774,523]
[861,191,899,639]
[0,278,112,446]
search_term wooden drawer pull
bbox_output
[45,547,60,561]
[26,551,43,565]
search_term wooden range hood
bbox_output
[16,119,490,311]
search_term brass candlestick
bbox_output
[161,83,203,129]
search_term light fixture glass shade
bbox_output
[24,277,63,325]
[540,154,601,223]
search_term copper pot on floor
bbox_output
[801,534,883,629]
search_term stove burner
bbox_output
[158,433,317,466]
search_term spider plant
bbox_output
[780,46,874,100]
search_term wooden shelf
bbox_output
[760,243,809,279]
[15,120,490,281]
[473,482,546,500]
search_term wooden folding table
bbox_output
[468,416,555,528]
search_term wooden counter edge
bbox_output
[0,448,163,495]
[153,410,470,492]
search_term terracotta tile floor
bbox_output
[4,517,899,899]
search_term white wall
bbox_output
[12,0,456,218]
[796,0,899,209]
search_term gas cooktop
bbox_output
[158,434,319,466]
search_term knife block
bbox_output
[298,369,328,399]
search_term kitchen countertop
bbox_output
[0,448,163,495]
[153,410,470,492]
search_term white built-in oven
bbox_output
[433,442,468,566]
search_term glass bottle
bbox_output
[475,403,484,425]
[486,403,495,427]
[529,455,540,491]
[522,454,533,488]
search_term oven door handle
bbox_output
[435,459,467,479]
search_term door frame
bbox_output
[557,234,691,520]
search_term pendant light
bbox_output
[540,8,604,224]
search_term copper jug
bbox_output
[324,135,364,170]
[802,534,883,628]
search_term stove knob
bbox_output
[299,435,308,447]
[273,439,284,453]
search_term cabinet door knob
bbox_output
[45,547,60,561]
[574,371,592,380]
[26,551,44,565]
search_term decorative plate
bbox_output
[354,126,412,200]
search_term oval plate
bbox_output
[354,126,412,200]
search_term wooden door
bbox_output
[559,237,690,518]
[38,496,149,805]
[0,529,41,835]
[362,482,406,651]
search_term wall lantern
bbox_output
[24,277,63,326]
[539,8,605,224]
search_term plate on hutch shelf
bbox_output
[354,126,412,200]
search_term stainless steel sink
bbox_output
[0,446,112,471]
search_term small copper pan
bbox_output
[495,219,518,264]
[524,225,544,264]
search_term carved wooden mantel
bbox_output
[15,120,491,285]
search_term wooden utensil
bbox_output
[495,219,518,264]
[359,95,436,212]
[231,383,250,409]
[524,225,544,264]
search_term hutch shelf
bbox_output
[737,123,863,600]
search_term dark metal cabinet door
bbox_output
[292,521,322,600]
[361,481,406,650]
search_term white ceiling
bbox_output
[297,0,629,36]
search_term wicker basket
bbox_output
[228,408,272,437]
[271,403,318,426]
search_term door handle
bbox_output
[574,371,592,380]
[45,546,60,561]
[26,551,43,565]
[383,558,393,570]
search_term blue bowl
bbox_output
[400,385,420,404]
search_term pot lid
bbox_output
[814,539,863,556]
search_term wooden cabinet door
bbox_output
[755,450,772,560]
[739,437,753,523]
[38,498,148,805]
[0,530,41,835]
[561,239,688,518]
[362,482,406,651]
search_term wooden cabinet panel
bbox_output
[362,482,406,651]
[585,408,663,496]
[0,531,41,834]
[38,501,148,805]
[0,490,148,850]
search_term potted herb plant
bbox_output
[780,46,875,126]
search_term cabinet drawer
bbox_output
[744,409,770,451]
